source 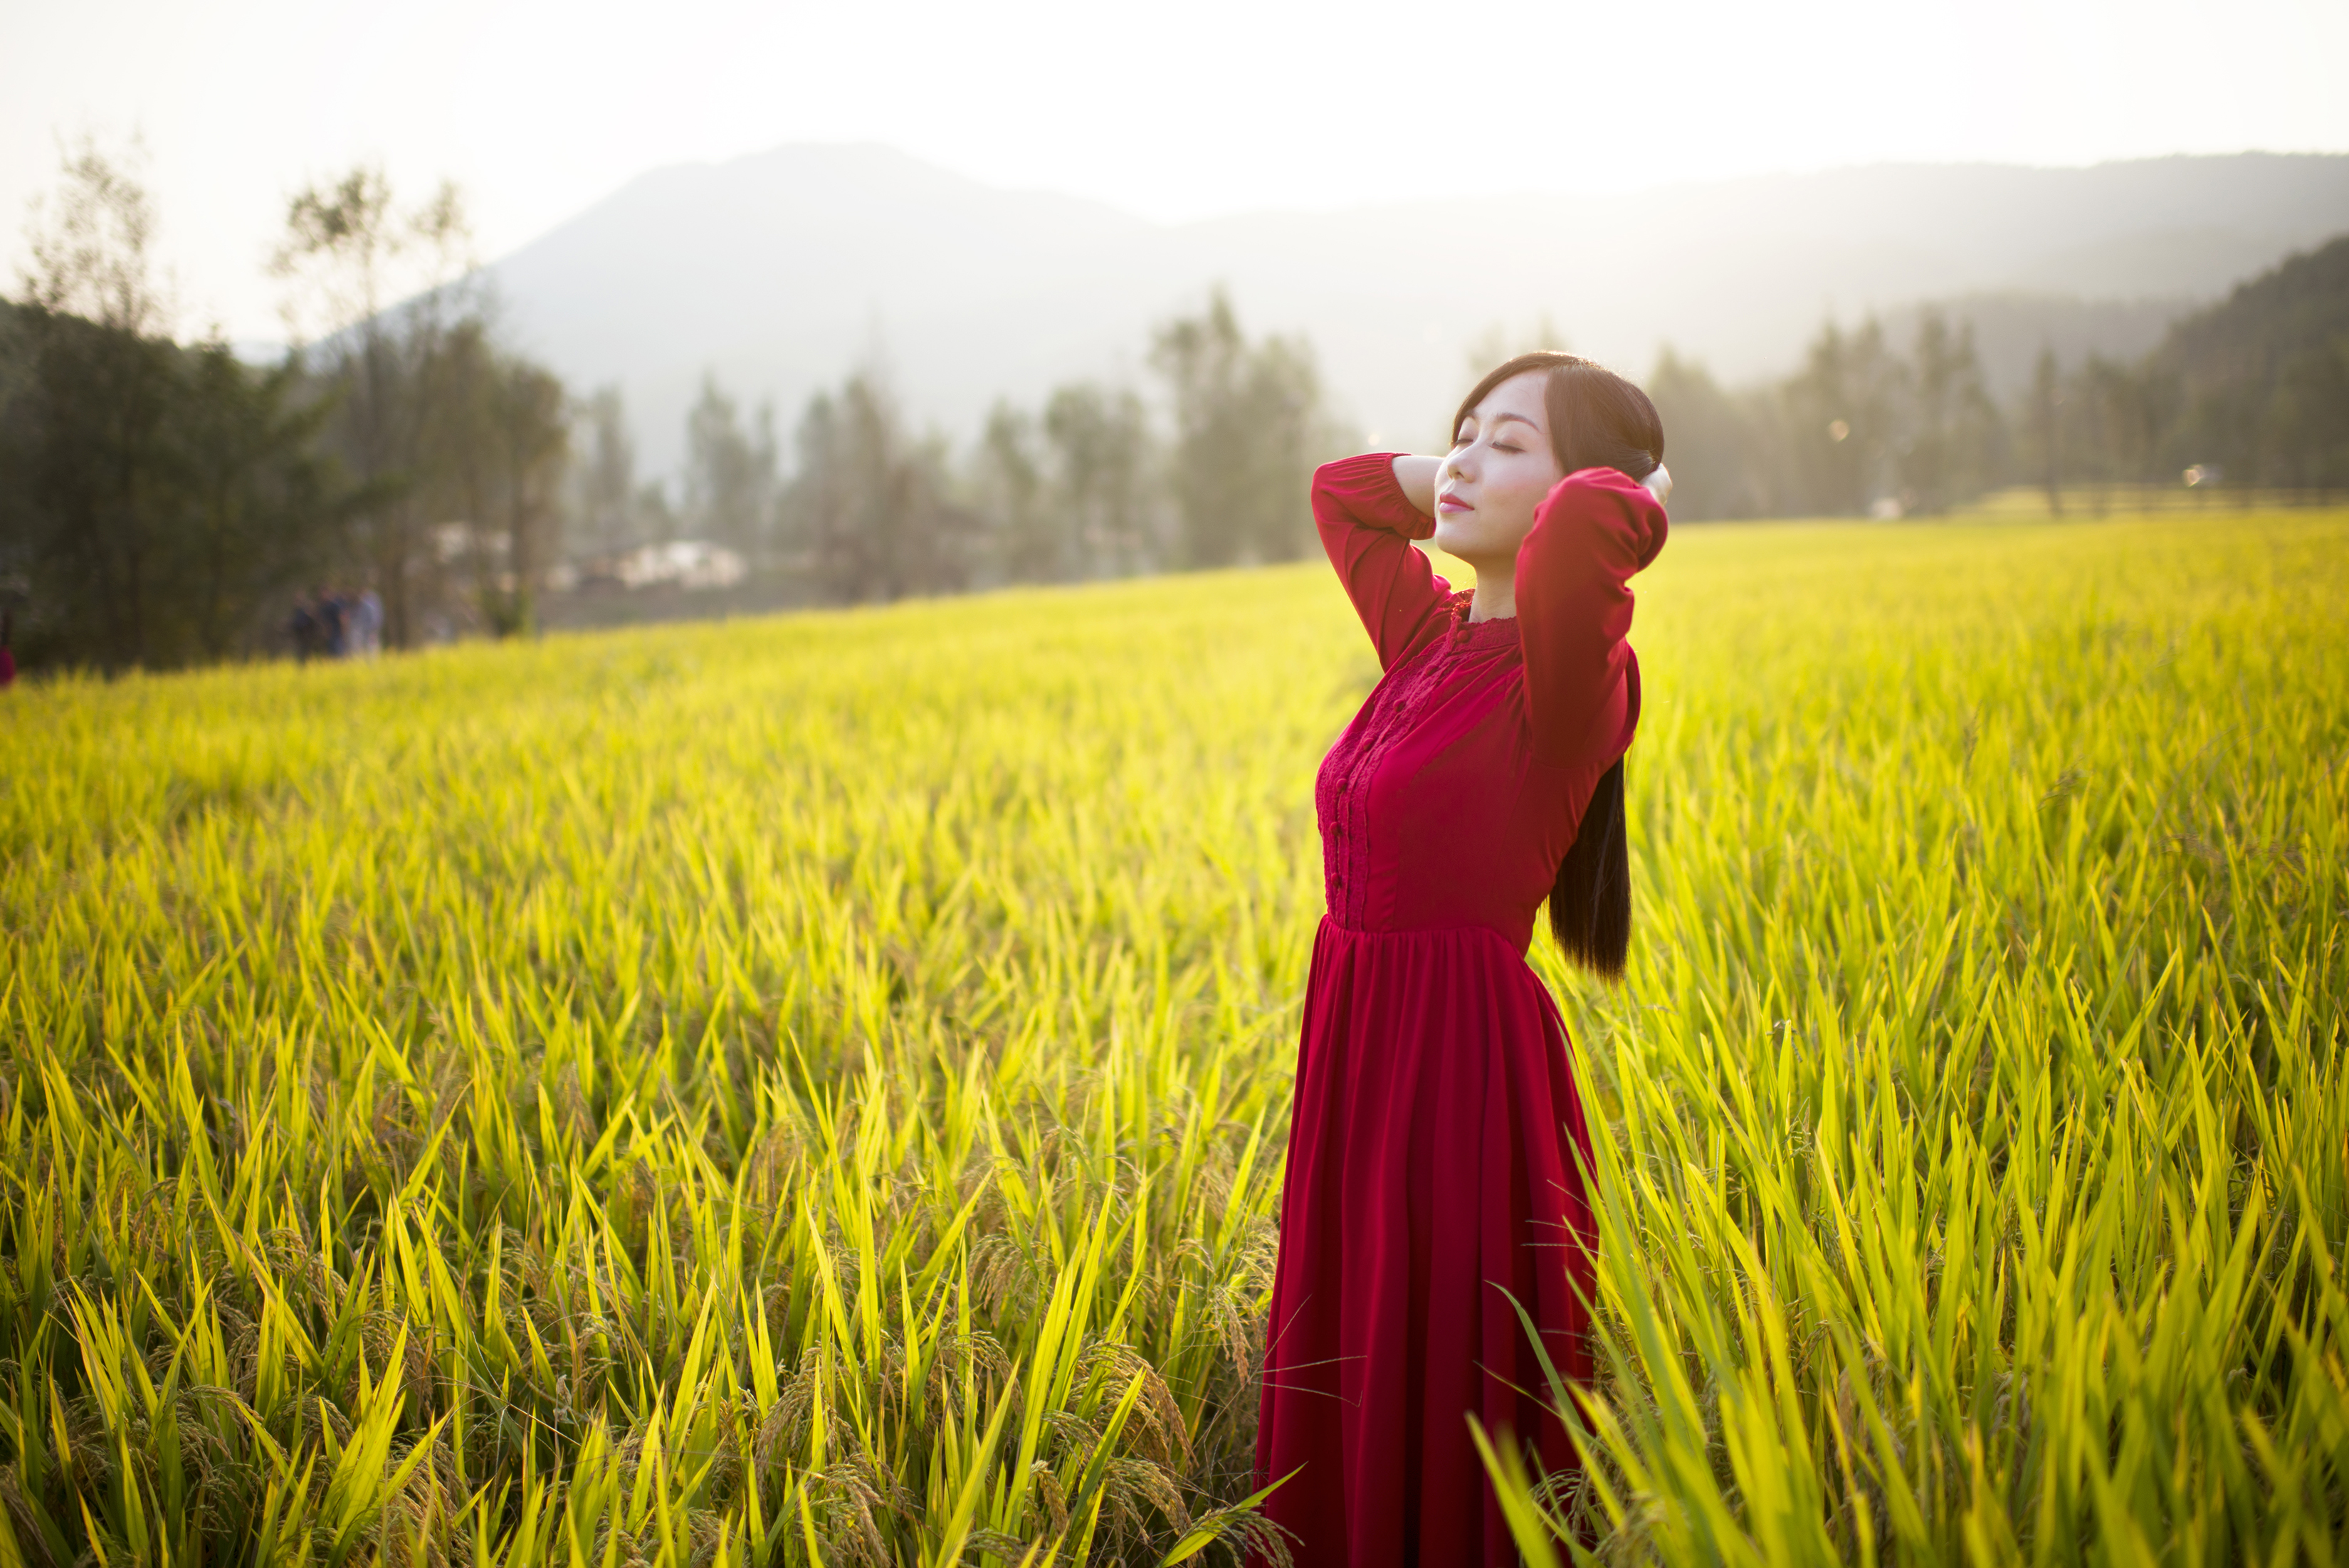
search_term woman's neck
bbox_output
[1466,562,1517,622]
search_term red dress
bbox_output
[1254,454,1668,1566]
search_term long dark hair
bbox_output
[1452,352,1664,981]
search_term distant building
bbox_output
[572,540,750,592]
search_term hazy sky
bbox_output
[6,0,2346,341]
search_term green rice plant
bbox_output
[1483,512,2349,1564]
[0,507,2342,1564]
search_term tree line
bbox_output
[587,286,1337,604]
[5,141,2342,673]
[0,149,574,671]
[0,148,1343,671]
[1650,233,2349,520]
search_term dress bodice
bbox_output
[1308,454,1668,951]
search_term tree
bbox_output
[20,136,172,337]
[8,138,183,669]
[1042,381,1157,577]
[1781,318,1906,515]
[1644,348,1766,521]
[963,382,1160,582]
[409,317,569,637]
[174,342,343,658]
[2071,355,2168,507]
[2264,340,2349,493]
[273,164,476,647]
[420,315,497,614]
[484,357,569,634]
[636,479,680,545]
[573,385,639,555]
[782,367,974,604]
[2024,345,2066,515]
[685,374,778,561]
[976,399,1053,582]
[1901,310,1999,513]
[1,142,358,669]
[1150,288,1324,567]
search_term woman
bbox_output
[1255,353,1670,1565]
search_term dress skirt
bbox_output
[1255,915,1597,1567]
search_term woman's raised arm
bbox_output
[1389,454,1440,515]
[1514,467,1670,769]
[1313,453,1454,671]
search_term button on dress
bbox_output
[1255,454,1669,1566]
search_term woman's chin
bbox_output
[1431,519,1489,561]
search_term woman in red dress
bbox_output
[1255,354,1670,1565]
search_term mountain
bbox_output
[480,145,2349,473]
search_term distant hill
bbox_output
[479,146,2349,473]
[2153,234,2349,486]
[2161,234,2349,386]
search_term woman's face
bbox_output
[1431,371,1565,564]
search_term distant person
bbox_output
[290,594,322,663]
[352,588,383,656]
[0,611,14,689]
[1254,354,1671,1565]
[321,589,349,658]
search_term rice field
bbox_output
[1,506,2343,1567]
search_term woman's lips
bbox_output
[1436,494,1471,513]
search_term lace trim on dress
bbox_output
[1439,577,1528,630]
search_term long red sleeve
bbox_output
[1313,453,1451,672]
[1513,466,1669,769]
